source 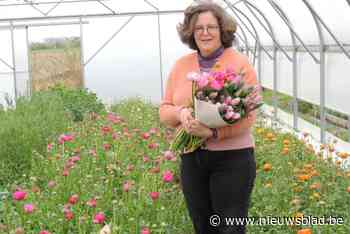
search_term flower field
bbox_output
[0,96,349,234]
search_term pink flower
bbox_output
[198,73,209,88]
[210,79,224,90]
[148,142,159,149]
[47,143,53,152]
[149,128,158,135]
[24,203,35,214]
[143,156,150,162]
[47,180,56,189]
[149,192,159,201]
[233,112,241,120]
[58,134,74,144]
[162,170,174,183]
[12,190,27,201]
[86,198,97,208]
[187,71,200,81]
[64,210,74,221]
[224,111,234,120]
[231,97,240,106]
[123,181,134,192]
[62,169,69,177]
[142,132,151,140]
[93,212,105,224]
[68,194,79,205]
[127,164,134,171]
[141,227,151,234]
[164,150,174,161]
[103,143,111,151]
[39,230,51,234]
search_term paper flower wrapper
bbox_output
[194,98,230,128]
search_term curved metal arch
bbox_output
[267,0,319,64]
[243,0,292,62]
[347,0,350,6]
[222,0,273,60]
[267,0,299,130]
[301,0,326,144]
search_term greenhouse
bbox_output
[0,0,350,233]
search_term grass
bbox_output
[0,97,349,233]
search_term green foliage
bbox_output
[0,92,71,187]
[50,84,106,122]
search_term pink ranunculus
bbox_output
[231,97,241,106]
[143,156,150,163]
[93,212,105,224]
[162,170,174,183]
[58,134,74,144]
[224,111,234,120]
[123,181,133,192]
[197,73,209,88]
[86,198,97,208]
[210,79,224,91]
[149,191,160,201]
[148,142,159,150]
[39,230,51,234]
[233,112,241,120]
[12,190,27,201]
[47,143,53,152]
[141,227,151,234]
[24,203,35,214]
[47,180,56,189]
[149,128,158,135]
[187,71,200,81]
[142,132,151,140]
[224,96,232,105]
[163,150,174,161]
[68,194,79,205]
[64,210,74,221]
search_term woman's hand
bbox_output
[185,119,213,139]
[179,108,194,131]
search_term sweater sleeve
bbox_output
[159,65,184,128]
[217,61,258,140]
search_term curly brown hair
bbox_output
[177,2,237,51]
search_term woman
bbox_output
[159,2,258,234]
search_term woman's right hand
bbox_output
[179,108,194,132]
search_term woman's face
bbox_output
[193,11,222,57]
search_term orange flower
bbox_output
[297,174,310,182]
[263,163,272,172]
[297,228,312,234]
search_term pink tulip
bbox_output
[93,212,105,224]
[12,190,27,201]
[149,192,159,201]
[162,170,174,183]
[24,204,35,214]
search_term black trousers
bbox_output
[180,147,256,234]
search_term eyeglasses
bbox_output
[194,25,220,35]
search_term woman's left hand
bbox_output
[186,119,213,139]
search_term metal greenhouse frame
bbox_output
[0,0,350,146]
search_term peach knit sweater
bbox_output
[159,47,258,150]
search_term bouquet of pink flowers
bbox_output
[170,66,263,154]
